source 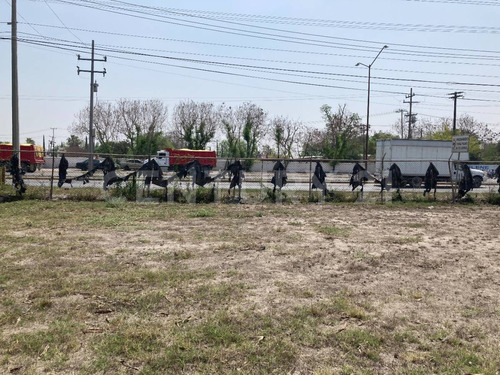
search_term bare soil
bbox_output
[1,201,499,374]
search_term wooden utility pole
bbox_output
[49,128,56,200]
[11,0,20,167]
[449,92,464,135]
[403,89,419,139]
[77,41,106,171]
[395,109,407,138]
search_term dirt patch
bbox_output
[0,202,499,374]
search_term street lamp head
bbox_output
[383,45,388,49]
[355,63,361,66]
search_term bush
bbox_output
[263,188,292,204]
[484,192,500,206]
[110,180,138,201]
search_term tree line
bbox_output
[62,98,500,161]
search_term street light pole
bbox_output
[356,45,388,168]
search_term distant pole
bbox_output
[395,109,407,138]
[49,128,56,200]
[449,92,464,135]
[11,0,20,168]
[403,89,419,139]
[77,40,106,171]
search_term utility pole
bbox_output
[395,109,407,138]
[77,40,106,171]
[11,0,20,168]
[449,91,464,135]
[403,88,419,139]
[49,128,56,200]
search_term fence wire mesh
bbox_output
[1,150,499,203]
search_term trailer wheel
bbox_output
[411,176,422,189]
[21,162,30,173]
[473,176,482,189]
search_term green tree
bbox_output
[134,132,174,157]
[368,131,399,156]
[67,135,83,148]
[95,141,130,156]
[482,141,500,161]
[25,137,35,145]
[428,124,482,160]
[270,116,302,158]
[172,101,219,149]
[301,104,363,160]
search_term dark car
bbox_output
[76,158,102,171]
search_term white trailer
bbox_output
[375,139,484,188]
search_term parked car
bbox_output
[76,158,103,171]
[120,159,144,171]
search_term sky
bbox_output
[1,0,500,148]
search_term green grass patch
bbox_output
[317,225,351,237]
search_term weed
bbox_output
[484,192,500,205]
[317,225,351,237]
[189,208,216,218]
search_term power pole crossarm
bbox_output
[76,40,107,171]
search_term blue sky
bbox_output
[1,0,499,147]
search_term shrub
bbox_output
[484,192,500,206]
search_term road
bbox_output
[14,168,499,195]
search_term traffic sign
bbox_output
[452,135,469,153]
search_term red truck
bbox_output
[153,148,217,170]
[0,143,45,172]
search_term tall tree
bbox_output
[238,102,267,159]
[71,102,120,145]
[171,100,219,149]
[321,104,363,159]
[116,99,168,150]
[67,135,83,148]
[219,102,267,158]
[270,116,302,158]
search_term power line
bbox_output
[8,35,500,92]
[404,0,500,5]
[76,0,500,34]
[43,0,84,43]
[104,1,500,58]
[15,24,500,78]
[6,36,500,103]
[20,21,500,60]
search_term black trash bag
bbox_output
[271,161,287,191]
[10,154,26,194]
[457,164,474,199]
[349,163,368,191]
[423,162,439,197]
[58,154,70,188]
[227,160,244,190]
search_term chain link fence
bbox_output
[1,150,499,204]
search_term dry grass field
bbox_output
[0,200,499,374]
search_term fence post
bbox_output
[0,166,5,185]
[308,159,312,202]
[260,159,264,202]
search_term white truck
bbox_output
[375,139,484,188]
